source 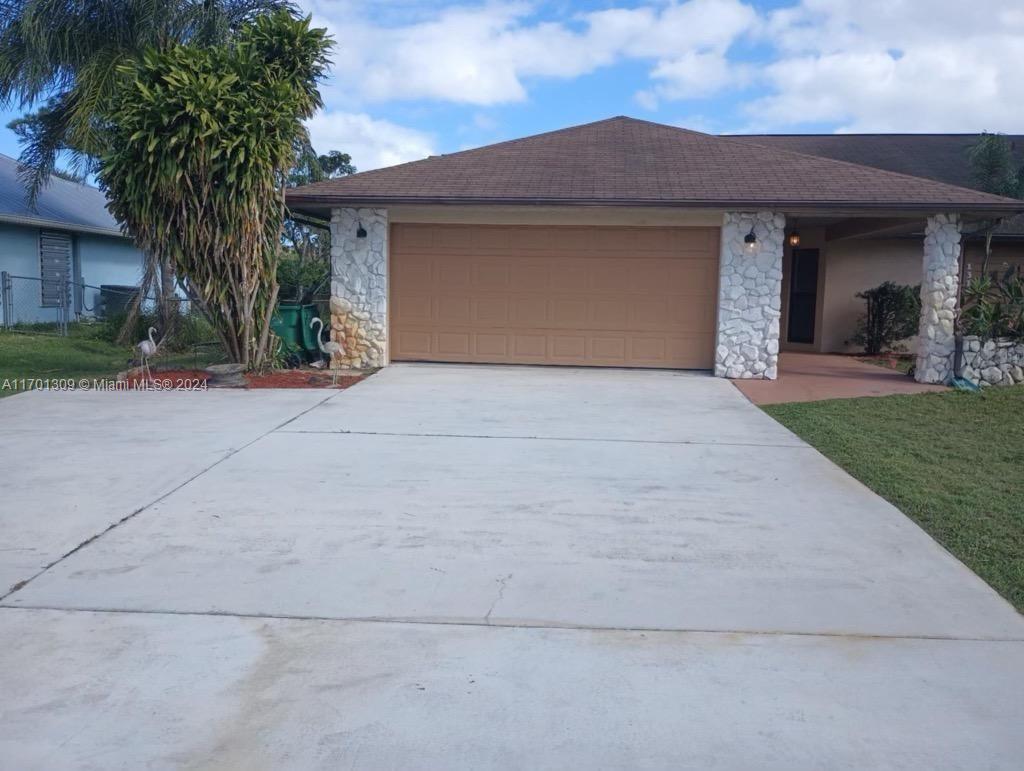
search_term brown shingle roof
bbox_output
[287,117,1024,214]
[728,133,1024,235]
[726,133,1024,190]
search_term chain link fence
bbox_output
[1,272,70,334]
[0,271,194,336]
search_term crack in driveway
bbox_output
[484,574,513,625]
[0,390,343,602]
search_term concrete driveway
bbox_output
[1,364,1022,769]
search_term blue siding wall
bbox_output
[0,221,143,322]
[0,221,41,277]
[76,233,144,315]
[0,222,57,323]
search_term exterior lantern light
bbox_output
[743,227,758,254]
[356,221,367,238]
[788,230,801,247]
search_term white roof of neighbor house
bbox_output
[0,153,126,237]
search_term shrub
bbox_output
[98,12,332,368]
[277,256,329,303]
[960,266,1024,340]
[852,282,921,355]
[100,308,216,353]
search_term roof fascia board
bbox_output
[0,213,127,238]
[285,195,1024,218]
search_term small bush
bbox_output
[100,309,216,353]
[960,265,1024,340]
[852,282,921,355]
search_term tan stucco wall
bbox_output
[819,238,1024,354]
[819,239,923,353]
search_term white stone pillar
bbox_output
[329,207,388,369]
[915,214,962,384]
[715,212,785,379]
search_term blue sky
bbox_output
[2,0,1023,172]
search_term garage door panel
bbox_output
[592,299,628,328]
[629,264,672,293]
[509,263,547,291]
[476,334,508,356]
[390,224,718,369]
[671,301,714,329]
[591,336,627,361]
[551,335,587,360]
[437,296,471,323]
[513,334,547,358]
[474,298,510,324]
[438,260,472,288]
[630,337,667,362]
[552,298,588,326]
[548,263,588,292]
[437,332,471,355]
[395,330,433,357]
[474,264,510,291]
[394,258,432,286]
[510,296,548,325]
[395,294,433,323]
[591,262,630,291]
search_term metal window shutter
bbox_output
[40,231,72,307]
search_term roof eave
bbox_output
[285,193,1024,218]
[0,212,127,238]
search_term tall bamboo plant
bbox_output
[98,12,330,368]
[1,0,295,343]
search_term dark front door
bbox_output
[787,248,819,344]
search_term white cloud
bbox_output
[646,51,750,102]
[298,0,1024,142]
[305,111,436,170]
[306,0,757,107]
[748,0,1024,132]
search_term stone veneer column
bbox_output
[915,213,962,384]
[329,207,388,369]
[715,212,785,379]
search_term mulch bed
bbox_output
[244,369,364,389]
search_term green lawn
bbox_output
[0,325,223,396]
[764,386,1024,612]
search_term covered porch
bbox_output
[734,352,946,405]
[717,211,972,385]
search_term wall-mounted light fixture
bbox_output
[788,230,801,247]
[743,227,758,254]
[356,221,367,238]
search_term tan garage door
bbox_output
[390,224,719,369]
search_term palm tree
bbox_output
[0,0,294,341]
[0,0,294,199]
[968,132,1023,200]
[967,133,1024,275]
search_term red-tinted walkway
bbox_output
[734,352,948,405]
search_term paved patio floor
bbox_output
[734,352,947,405]
[1,364,1021,769]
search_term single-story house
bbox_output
[0,153,144,325]
[286,116,1024,383]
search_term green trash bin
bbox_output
[273,303,321,363]
[299,305,322,357]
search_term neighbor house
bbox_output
[287,117,1024,383]
[0,153,144,325]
